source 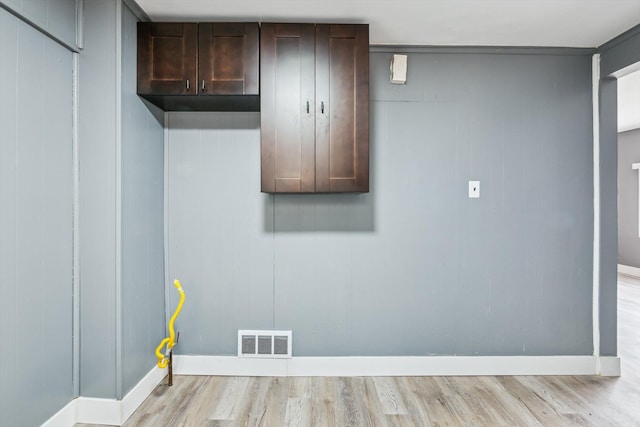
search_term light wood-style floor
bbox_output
[78,275,640,426]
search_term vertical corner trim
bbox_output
[633,163,640,237]
[163,112,171,326]
[592,53,601,358]
[114,0,124,400]
[72,50,81,398]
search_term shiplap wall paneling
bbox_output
[165,51,594,359]
[166,112,275,355]
[0,9,74,426]
[78,0,118,398]
[79,0,165,399]
[0,0,77,49]
[120,2,166,396]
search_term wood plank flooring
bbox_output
[77,276,640,426]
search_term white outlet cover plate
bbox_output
[469,181,480,198]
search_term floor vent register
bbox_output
[238,330,292,358]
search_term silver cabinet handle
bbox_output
[186,79,190,90]
[306,101,309,114]
[321,101,325,114]
[202,80,205,91]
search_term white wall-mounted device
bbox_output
[390,54,408,84]
[469,181,480,198]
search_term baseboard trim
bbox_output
[618,264,640,278]
[41,399,77,427]
[120,364,167,422]
[76,397,121,426]
[41,355,621,426]
[599,356,622,376]
[76,365,166,425]
[41,365,166,426]
[174,355,621,377]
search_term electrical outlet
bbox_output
[469,181,480,198]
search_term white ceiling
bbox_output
[136,0,640,47]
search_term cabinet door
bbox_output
[198,23,259,95]
[315,24,369,192]
[260,23,316,193]
[137,23,197,95]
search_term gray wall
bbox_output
[79,0,165,399]
[597,77,618,356]
[597,26,640,356]
[0,0,77,49]
[0,7,74,426]
[167,50,595,357]
[166,113,273,354]
[120,3,166,396]
[600,24,640,77]
[618,129,640,268]
[79,0,118,398]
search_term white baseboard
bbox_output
[599,356,621,376]
[41,355,621,426]
[76,397,121,426]
[174,355,621,377]
[618,264,640,278]
[41,365,166,427]
[120,364,167,422]
[41,399,76,427]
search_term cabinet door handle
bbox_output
[306,101,309,114]
[321,101,325,114]
[202,80,206,92]
[186,79,190,90]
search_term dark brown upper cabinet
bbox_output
[198,23,259,96]
[260,23,369,193]
[137,22,259,111]
[137,23,197,96]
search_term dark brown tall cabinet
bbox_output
[137,22,259,111]
[260,23,369,193]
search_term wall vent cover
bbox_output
[238,330,292,358]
